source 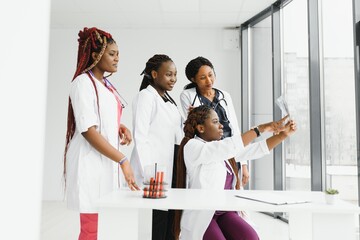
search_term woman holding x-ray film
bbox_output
[180,56,291,188]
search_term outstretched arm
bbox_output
[241,115,289,146]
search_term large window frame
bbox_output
[353,0,360,209]
[241,0,359,203]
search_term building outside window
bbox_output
[321,0,358,205]
[282,0,311,191]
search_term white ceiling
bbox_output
[51,0,277,29]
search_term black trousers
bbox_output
[152,209,175,240]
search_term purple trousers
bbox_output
[203,211,259,240]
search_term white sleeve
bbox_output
[175,119,184,145]
[132,91,155,170]
[236,140,270,161]
[180,90,192,119]
[184,135,244,170]
[70,76,99,133]
[223,91,240,136]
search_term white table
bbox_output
[97,189,360,240]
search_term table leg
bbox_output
[98,208,150,240]
[288,212,312,240]
[138,209,152,240]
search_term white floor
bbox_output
[40,201,289,240]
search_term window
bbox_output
[248,16,274,190]
[322,0,358,205]
[282,0,311,191]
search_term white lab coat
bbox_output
[66,73,120,213]
[130,85,183,186]
[180,136,270,240]
[180,88,267,165]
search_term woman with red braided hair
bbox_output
[64,27,139,240]
[174,105,296,240]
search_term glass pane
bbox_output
[249,16,274,190]
[282,0,311,191]
[322,0,358,205]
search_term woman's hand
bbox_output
[259,115,289,135]
[265,119,297,150]
[119,124,132,146]
[241,164,250,186]
[187,105,195,113]
[120,160,140,191]
[280,120,297,137]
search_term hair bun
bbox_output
[77,27,112,45]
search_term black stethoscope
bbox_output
[192,87,230,124]
[191,87,228,110]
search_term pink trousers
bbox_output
[79,213,98,240]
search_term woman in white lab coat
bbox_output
[174,105,296,240]
[64,27,139,240]
[180,56,252,187]
[130,54,183,240]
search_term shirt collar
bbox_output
[194,135,206,143]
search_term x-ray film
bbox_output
[275,96,290,117]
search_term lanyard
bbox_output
[88,70,125,129]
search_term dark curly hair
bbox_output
[139,54,173,91]
[139,54,177,105]
[184,56,215,89]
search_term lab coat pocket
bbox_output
[81,149,102,198]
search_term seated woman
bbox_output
[174,105,296,240]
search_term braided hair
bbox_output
[64,27,114,184]
[140,54,177,105]
[176,105,211,189]
[73,27,114,79]
[184,56,215,90]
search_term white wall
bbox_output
[42,27,242,200]
[2,0,49,239]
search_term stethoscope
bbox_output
[191,87,228,111]
[192,88,230,124]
